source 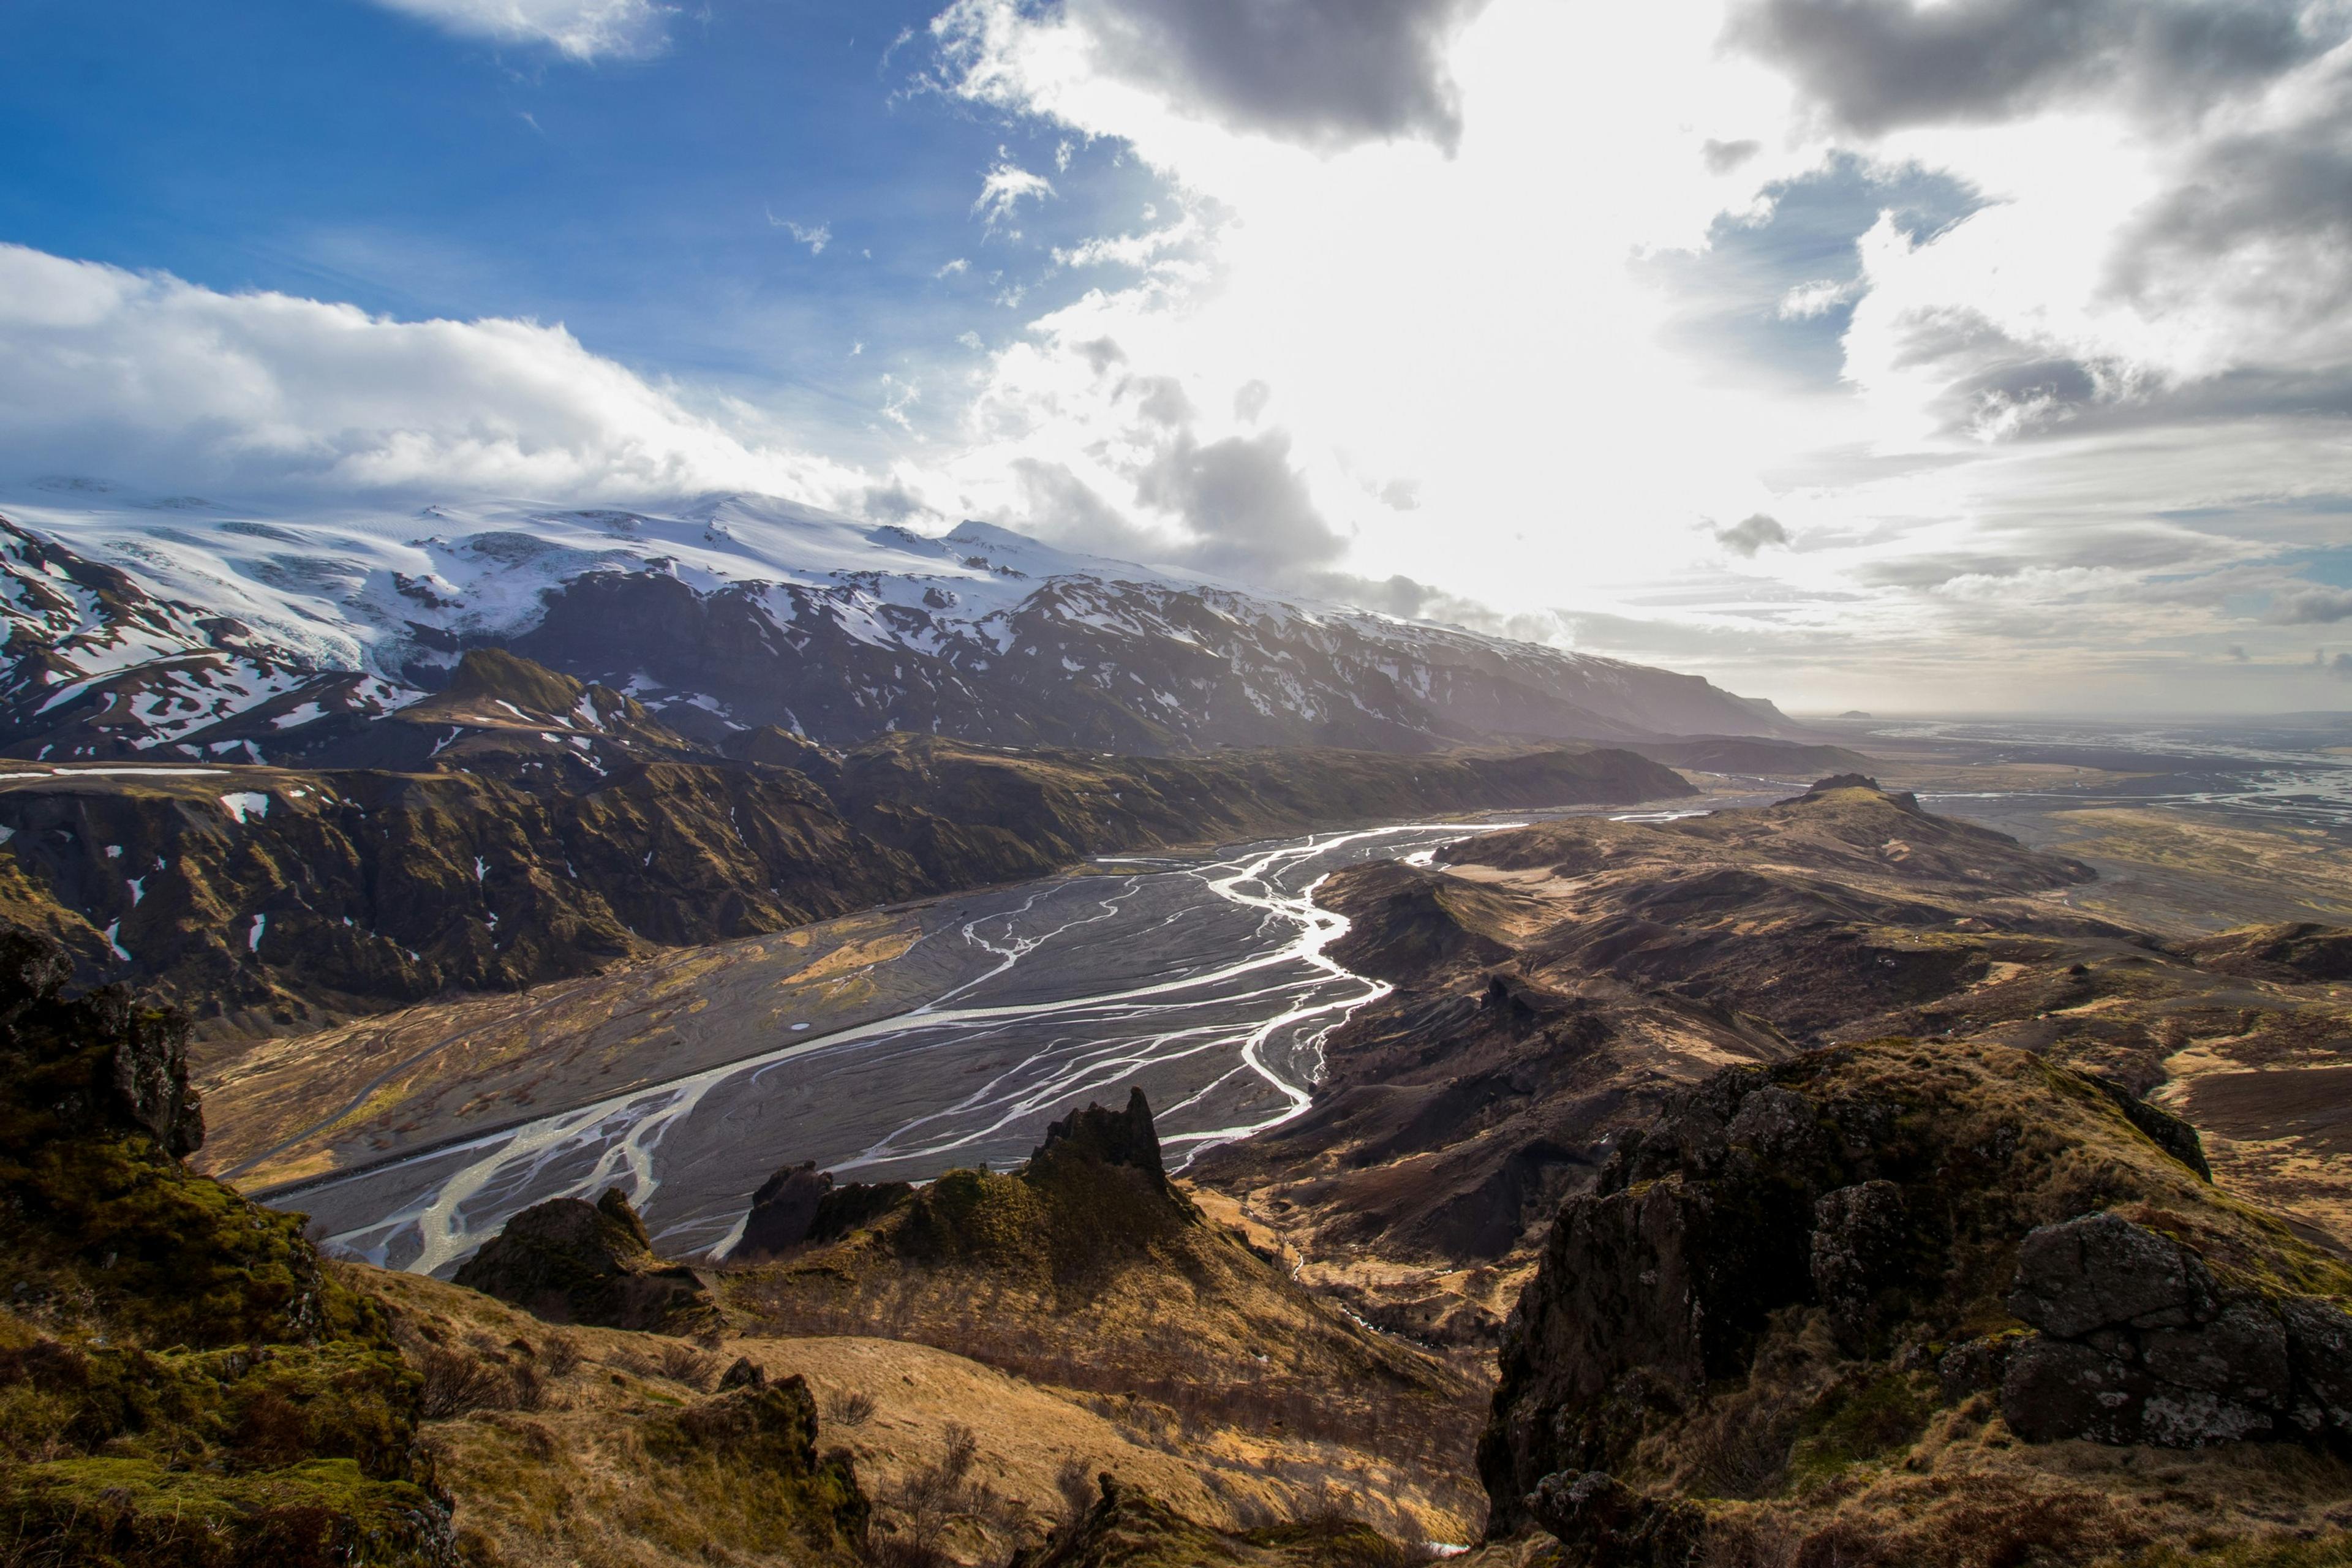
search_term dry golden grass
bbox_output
[358,1265,1479,1566]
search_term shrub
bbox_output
[822,1386,876,1428]
[413,1345,513,1420]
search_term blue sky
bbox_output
[1,0,1160,458]
[4,0,2352,714]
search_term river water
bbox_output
[287,715,2352,1275]
[297,820,1534,1274]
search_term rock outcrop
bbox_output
[1012,1472,1424,1567]
[0,924,455,1566]
[1986,1211,2352,1446]
[1028,1086,1171,1189]
[452,1187,718,1335]
[732,1161,836,1259]
[1479,1038,2352,1558]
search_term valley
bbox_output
[5,496,2352,1568]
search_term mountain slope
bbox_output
[0,491,1810,762]
[0,656,1690,1033]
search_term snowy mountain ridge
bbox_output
[0,487,1809,761]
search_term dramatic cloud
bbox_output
[1136,429,1344,580]
[368,0,671,59]
[1714,514,1792,556]
[935,0,1493,153]
[0,244,853,502]
[1730,0,2322,135]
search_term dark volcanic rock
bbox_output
[1997,1212,2352,1446]
[453,1187,718,1334]
[805,1180,918,1245]
[1523,1471,1705,1568]
[733,1161,835,1259]
[1028,1086,1168,1188]
[2087,1076,2213,1181]
[2006,1212,2218,1338]
[0,924,203,1157]
[1478,1041,2352,1542]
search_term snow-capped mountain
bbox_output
[0,489,1809,762]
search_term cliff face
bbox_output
[1477,1039,2352,1566]
[0,927,457,1566]
[0,649,1691,1035]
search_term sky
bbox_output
[4,0,2352,716]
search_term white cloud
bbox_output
[972,153,1057,232]
[775,218,832,255]
[899,0,2352,712]
[0,243,858,503]
[367,0,671,60]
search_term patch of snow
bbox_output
[246,913,267,951]
[102,921,131,962]
[218,790,270,823]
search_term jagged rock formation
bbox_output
[451,1187,718,1335]
[732,1161,836,1259]
[1028,1086,1172,1190]
[0,674,1691,1033]
[1477,1038,2352,1564]
[0,924,456,1566]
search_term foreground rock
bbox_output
[453,1186,719,1335]
[0,925,456,1566]
[1481,1038,2352,1565]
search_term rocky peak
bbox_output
[731,1161,837,1259]
[1027,1087,1168,1188]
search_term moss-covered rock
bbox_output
[450,1187,719,1335]
[1480,1039,2352,1556]
[0,925,451,1566]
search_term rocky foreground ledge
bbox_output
[1479,1038,2352,1566]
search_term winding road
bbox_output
[289,820,1523,1275]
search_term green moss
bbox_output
[1785,1370,1938,1491]
[2,1456,450,1568]
[0,930,445,1564]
